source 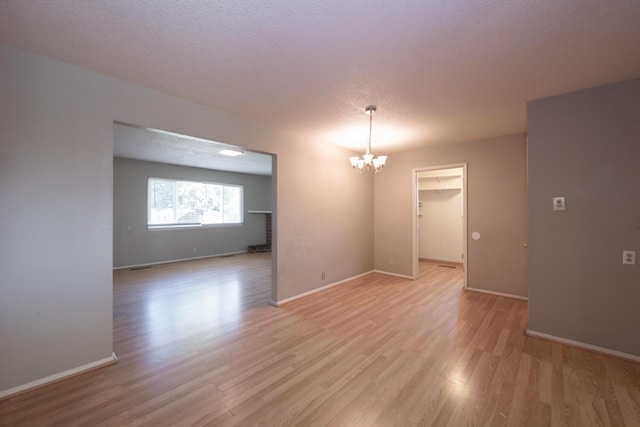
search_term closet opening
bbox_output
[412,164,468,288]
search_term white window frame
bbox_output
[147,177,243,229]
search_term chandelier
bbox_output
[349,105,387,173]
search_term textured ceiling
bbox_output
[1,1,639,153]
[114,124,272,176]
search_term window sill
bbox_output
[148,223,243,231]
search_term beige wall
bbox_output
[0,44,373,394]
[274,135,375,300]
[374,134,528,297]
[528,79,640,357]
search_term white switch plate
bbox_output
[622,250,636,265]
[552,197,566,211]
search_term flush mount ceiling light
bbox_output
[349,105,387,173]
[219,149,244,157]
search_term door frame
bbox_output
[412,163,468,288]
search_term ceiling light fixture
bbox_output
[219,149,244,157]
[349,105,387,173]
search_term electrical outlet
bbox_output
[552,197,566,211]
[321,271,326,280]
[622,250,636,265]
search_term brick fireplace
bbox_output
[248,212,272,253]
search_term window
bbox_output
[148,177,243,228]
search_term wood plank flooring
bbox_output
[1,254,639,426]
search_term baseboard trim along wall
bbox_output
[373,270,414,280]
[526,330,640,363]
[113,250,249,270]
[419,258,464,268]
[465,286,528,301]
[0,352,118,400]
[274,270,375,306]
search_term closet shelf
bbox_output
[419,186,462,191]
[417,168,463,191]
[418,176,462,191]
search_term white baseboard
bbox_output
[373,270,414,280]
[0,352,118,400]
[525,330,640,363]
[465,287,528,301]
[274,270,375,306]
[113,250,249,270]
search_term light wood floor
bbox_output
[1,254,639,426]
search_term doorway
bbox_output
[412,164,468,288]
[112,121,277,303]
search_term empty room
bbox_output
[1,1,639,426]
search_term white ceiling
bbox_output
[113,124,272,176]
[1,1,639,154]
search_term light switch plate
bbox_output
[552,197,566,211]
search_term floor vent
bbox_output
[438,264,456,269]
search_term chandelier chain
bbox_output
[368,108,373,155]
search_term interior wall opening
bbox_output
[112,121,277,311]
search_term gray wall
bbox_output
[113,158,272,268]
[0,44,374,394]
[375,134,528,297]
[528,79,640,357]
